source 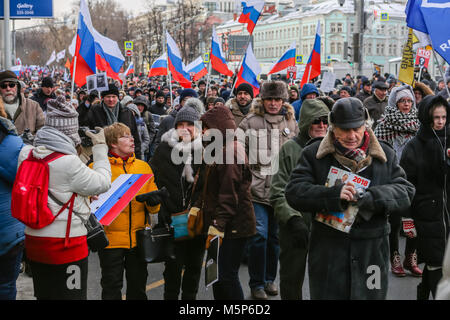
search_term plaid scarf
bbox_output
[334,130,370,162]
[373,105,419,145]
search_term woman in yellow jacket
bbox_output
[90,122,159,300]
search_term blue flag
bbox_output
[419,0,450,64]
[405,0,428,33]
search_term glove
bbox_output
[187,207,201,238]
[356,191,375,221]
[135,187,169,206]
[287,216,309,249]
[402,217,417,238]
[85,127,106,145]
[205,226,224,249]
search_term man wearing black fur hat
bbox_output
[238,80,298,300]
[87,83,142,159]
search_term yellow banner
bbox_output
[398,28,415,86]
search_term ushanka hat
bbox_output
[45,95,81,146]
[260,81,289,101]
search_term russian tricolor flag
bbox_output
[124,62,135,76]
[186,56,208,81]
[91,174,153,226]
[211,27,234,77]
[166,31,192,88]
[234,43,261,96]
[300,21,321,88]
[238,0,265,35]
[149,53,168,77]
[93,28,125,82]
[268,41,296,75]
[71,0,96,87]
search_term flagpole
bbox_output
[70,56,77,98]
[230,25,253,98]
[205,56,212,98]
[306,64,312,84]
[432,50,450,99]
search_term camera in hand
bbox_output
[78,126,96,147]
[20,128,35,145]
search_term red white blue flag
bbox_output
[234,42,261,96]
[124,62,135,76]
[186,56,208,81]
[149,53,168,77]
[300,21,321,88]
[166,31,192,88]
[211,27,234,77]
[268,41,296,75]
[91,174,153,226]
[238,0,264,35]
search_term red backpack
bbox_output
[12,150,76,231]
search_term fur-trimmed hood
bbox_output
[161,127,203,183]
[316,127,387,173]
[414,82,434,97]
[249,97,296,121]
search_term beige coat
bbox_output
[238,98,299,205]
[0,94,45,134]
[226,97,249,127]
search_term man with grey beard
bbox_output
[0,70,44,135]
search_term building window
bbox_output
[366,42,372,55]
[310,24,315,35]
[303,26,308,36]
[330,23,336,33]
[350,23,354,33]
[337,42,342,54]
[330,42,336,54]
[337,23,343,33]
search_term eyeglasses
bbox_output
[0,83,16,89]
[119,134,133,140]
[398,99,413,104]
[312,117,328,125]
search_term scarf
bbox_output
[34,126,78,155]
[334,130,370,163]
[374,105,419,146]
[102,102,120,125]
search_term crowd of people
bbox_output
[1,66,450,301]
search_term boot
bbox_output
[403,252,423,277]
[391,251,406,277]
[417,282,430,300]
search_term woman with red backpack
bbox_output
[15,95,111,300]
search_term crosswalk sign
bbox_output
[203,52,210,63]
[124,41,133,51]
[381,13,389,21]
[295,55,303,65]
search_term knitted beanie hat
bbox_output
[45,95,81,146]
[174,106,200,127]
[395,88,415,104]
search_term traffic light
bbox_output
[353,33,360,63]
[343,41,352,61]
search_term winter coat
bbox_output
[18,135,111,265]
[285,128,415,299]
[225,97,250,127]
[292,84,320,121]
[153,108,178,151]
[0,94,44,135]
[149,128,204,224]
[355,89,372,103]
[270,99,329,226]
[363,94,388,130]
[77,101,91,127]
[238,98,298,206]
[149,102,168,116]
[200,106,256,239]
[0,117,24,256]
[89,154,159,249]
[400,94,450,266]
[31,88,56,112]
[87,101,142,159]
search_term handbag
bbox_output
[49,192,109,252]
[136,208,176,263]
[187,166,211,238]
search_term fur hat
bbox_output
[260,81,289,101]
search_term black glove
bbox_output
[135,187,169,206]
[287,216,309,249]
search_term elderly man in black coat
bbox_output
[285,97,415,300]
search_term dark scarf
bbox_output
[334,130,370,163]
[239,102,252,115]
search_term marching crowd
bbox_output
[1,66,450,301]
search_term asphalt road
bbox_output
[16,236,421,300]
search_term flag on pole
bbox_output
[71,0,97,87]
[300,21,321,88]
[65,58,71,69]
[46,50,56,66]
[148,53,168,77]
[186,56,208,81]
[398,28,416,86]
[238,0,265,35]
[124,62,135,76]
[56,49,66,62]
[166,31,192,88]
[415,0,450,65]
[234,42,261,96]
[211,27,234,77]
[405,0,432,49]
[92,28,125,82]
[268,41,296,75]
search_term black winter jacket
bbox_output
[400,95,450,266]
